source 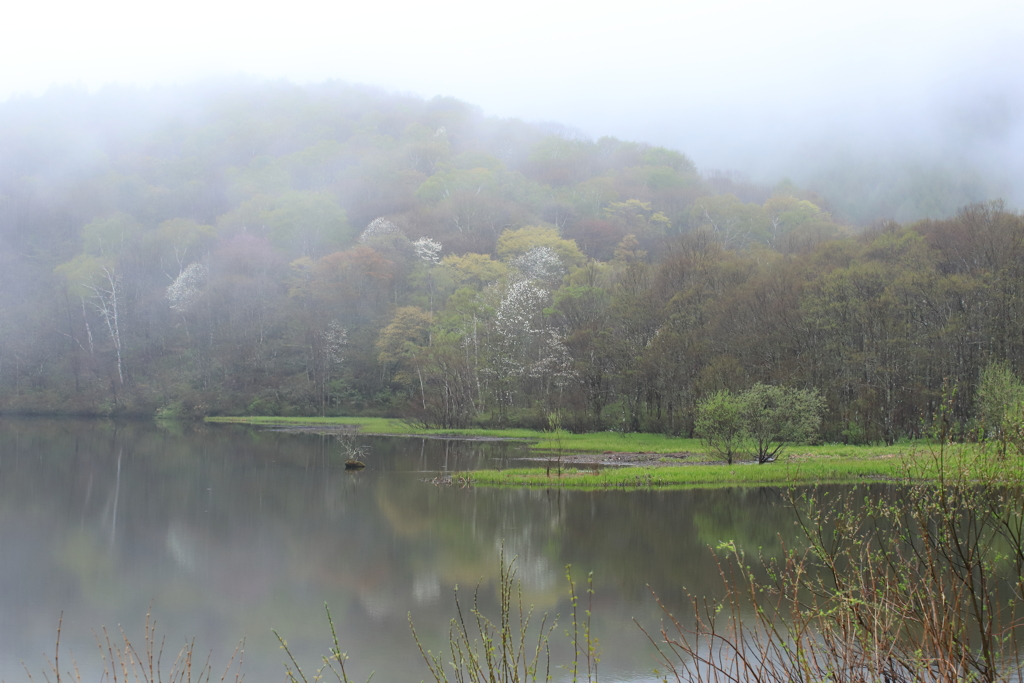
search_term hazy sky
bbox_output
[4,0,1023,177]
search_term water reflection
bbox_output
[0,418,826,682]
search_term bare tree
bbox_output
[86,266,125,384]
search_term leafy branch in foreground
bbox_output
[275,603,373,683]
[410,551,599,682]
[565,567,600,682]
[641,439,1024,682]
[25,610,244,683]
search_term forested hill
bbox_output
[0,80,1021,443]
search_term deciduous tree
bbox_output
[695,390,746,465]
[741,383,824,464]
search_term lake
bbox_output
[0,418,809,682]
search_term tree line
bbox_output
[0,81,1020,443]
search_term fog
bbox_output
[2,0,1023,220]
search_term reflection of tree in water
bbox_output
[368,469,802,616]
[0,419,863,682]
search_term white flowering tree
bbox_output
[411,237,443,312]
[495,279,546,351]
[489,278,548,417]
[510,245,565,287]
[359,217,402,243]
[528,330,577,398]
[412,237,442,264]
[166,262,206,313]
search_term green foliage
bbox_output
[974,358,1024,432]
[440,253,508,290]
[603,200,671,236]
[154,401,186,420]
[218,191,351,257]
[54,253,114,299]
[277,604,368,683]
[495,226,584,268]
[640,145,697,174]
[410,553,576,683]
[414,167,497,203]
[81,213,144,256]
[467,457,907,489]
[376,307,431,365]
[650,440,1024,682]
[689,194,770,246]
[696,385,824,464]
[29,612,244,683]
[204,417,918,461]
[741,383,824,463]
[146,217,216,269]
[976,360,1024,452]
[694,390,746,464]
[376,307,432,399]
[6,82,1024,439]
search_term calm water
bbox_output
[0,418,810,682]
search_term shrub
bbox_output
[741,383,823,463]
[695,390,746,464]
[695,384,824,464]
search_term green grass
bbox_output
[469,444,1024,489]
[206,415,428,434]
[467,456,908,489]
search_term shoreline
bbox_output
[204,415,944,487]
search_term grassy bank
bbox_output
[205,415,937,486]
[470,441,1024,489]
[466,457,908,489]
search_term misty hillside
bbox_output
[0,79,1021,442]
[0,79,837,258]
